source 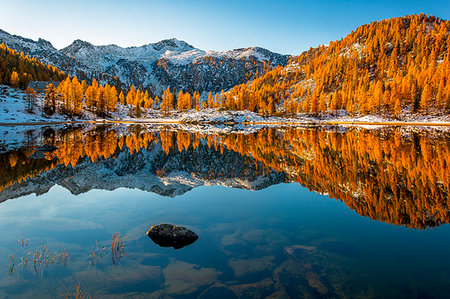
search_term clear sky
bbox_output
[0,0,448,55]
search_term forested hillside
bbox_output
[219,14,450,117]
[1,14,449,122]
[0,43,65,89]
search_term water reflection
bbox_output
[0,124,448,229]
[0,121,449,298]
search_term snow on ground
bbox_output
[0,86,69,123]
[175,109,318,124]
[1,85,449,128]
[320,109,450,125]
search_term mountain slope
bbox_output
[0,29,88,79]
[61,38,288,94]
[0,42,65,88]
[221,14,450,118]
[0,29,288,95]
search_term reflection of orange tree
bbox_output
[214,128,449,229]
[0,149,58,193]
[1,126,448,229]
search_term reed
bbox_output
[61,281,91,299]
[9,253,14,276]
[111,232,127,265]
[58,248,68,266]
[9,242,68,277]
[18,237,28,247]
[19,252,30,269]
[89,242,106,266]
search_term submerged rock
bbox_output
[162,260,218,295]
[147,224,198,249]
[228,256,275,278]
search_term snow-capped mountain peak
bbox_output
[151,38,194,51]
[0,28,289,94]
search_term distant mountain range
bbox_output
[0,29,288,95]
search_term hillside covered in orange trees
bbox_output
[1,14,449,123]
[221,14,450,118]
[0,43,65,89]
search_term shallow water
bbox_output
[0,124,449,298]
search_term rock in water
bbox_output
[147,224,198,249]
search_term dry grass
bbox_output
[111,232,127,265]
[61,281,91,299]
[19,253,29,270]
[18,237,28,247]
[89,242,106,266]
[9,242,68,277]
[9,253,14,276]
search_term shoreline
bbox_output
[0,119,449,127]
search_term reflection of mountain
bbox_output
[0,128,286,200]
[0,125,448,229]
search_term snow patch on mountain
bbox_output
[205,47,274,62]
[0,28,289,94]
[62,38,204,70]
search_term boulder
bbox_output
[147,224,198,249]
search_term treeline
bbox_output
[45,76,225,117]
[219,14,450,117]
[0,43,65,89]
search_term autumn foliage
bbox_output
[0,43,65,89]
[221,14,450,117]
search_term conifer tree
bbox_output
[119,91,125,105]
[161,87,174,114]
[24,86,37,113]
[10,71,19,88]
[126,85,137,106]
[44,83,57,115]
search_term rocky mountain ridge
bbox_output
[0,29,289,95]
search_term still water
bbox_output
[0,124,448,298]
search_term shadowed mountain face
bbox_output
[0,125,448,229]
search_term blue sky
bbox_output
[0,0,448,54]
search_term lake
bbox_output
[0,124,449,298]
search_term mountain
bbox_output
[61,38,288,94]
[221,14,450,118]
[0,29,88,78]
[0,29,288,94]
